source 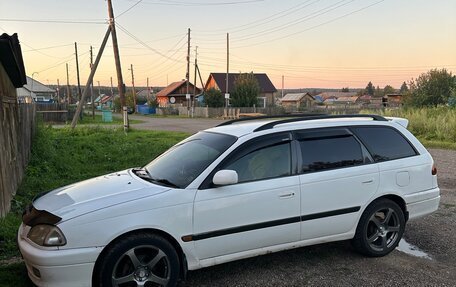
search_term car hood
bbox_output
[32,169,170,221]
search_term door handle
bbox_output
[362,179,374,184]
[279,192,295,199]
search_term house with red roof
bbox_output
[155,80,201,107]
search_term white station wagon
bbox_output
[18,114,440,287]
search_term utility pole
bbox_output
[193,46,198,97]
[186,28,191,116]
[97,81,101,97]
[110,76,114,99]
[66,63,71,104]
[71,26,112,128]
[147,77,151,103]
[129,64,136,112]
[90,46,95,118]
[107,0,128,131]
[57,79,60,103]
[281,75,284,98]
[74,42,82,103]
[225,33,230,108]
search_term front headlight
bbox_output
[27,224,67,246]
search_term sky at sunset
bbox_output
[1,0,455,89]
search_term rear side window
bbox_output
[299,135,364,173]
[351,126,417,162]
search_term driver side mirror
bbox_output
[213,170,238,186]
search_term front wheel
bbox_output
[352,199,405,257]
[96,233,180,287]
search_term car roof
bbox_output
[205,115,403,137]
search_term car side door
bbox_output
[192,132,301,260]
[295,128,380,240]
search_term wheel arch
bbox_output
[370,194,408,221]
[91,228,188,285]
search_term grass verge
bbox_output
[0,126,188,261]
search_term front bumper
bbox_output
[17,223,103,287]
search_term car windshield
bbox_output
[144,132,237,189]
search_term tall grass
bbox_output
[361,107,456,149]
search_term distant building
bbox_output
[333,96,360,105]
[280,92,315,108]
[316,91,357,101]
[17,76,55,103]
[156,80,201,107]
[385,94,403,106]
[205,73,277,107]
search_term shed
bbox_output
[280,93,315,108]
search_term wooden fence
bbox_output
[0,100,35,217]
[36,103,74,123]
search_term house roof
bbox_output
[22,76,56,93]
[0,33,26,88]
[334,96,359,103]
[101,95,112,103]
[316,91,357,100]
[207,73,277,94]
[281,93,314,102]
[156,80,201,98]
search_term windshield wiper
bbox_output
[133,168,180,188]
[150,178,180,188]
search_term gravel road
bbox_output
[181,149,456,287]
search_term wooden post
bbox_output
[71,27,111,128]
[107,0,128,130]
[129,64,136,112]
[66,63,71,104]
[74,42,82,102]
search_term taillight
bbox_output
[432,164,437,175]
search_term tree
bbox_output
[366,81,374,96]
[341,87,350,92]
[407,68,455,107]
[383,85,395,95]
[400,81,408,94]
[204,88,224,107]
[374,85,382,97]
[230,73,260,107]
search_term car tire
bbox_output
[96,232,180,287]
[352,199,405,257]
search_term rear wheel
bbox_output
[96,233,180,287]
[353,199,405,257]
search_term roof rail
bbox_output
[216,113,326,127]
[253,114,388,132]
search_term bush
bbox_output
[204,88,224,107]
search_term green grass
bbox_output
[0,126,188,262]
[361,107,456,149]
[77,113,143,125]
[0,263,34,287]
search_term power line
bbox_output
[0,18,106,24]
[233,0,387,48]
[23,43,74,52]
[196,0,319,35]
[233,0,354,42]
[115,22,182,63]
[129,0,265,6]
[117,0,144,18]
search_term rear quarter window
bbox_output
[351,126,418,162]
